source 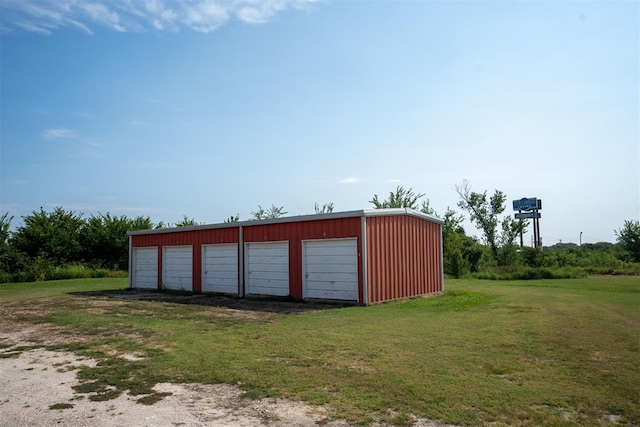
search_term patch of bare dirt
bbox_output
[0,347,352,427]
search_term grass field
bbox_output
[1,276,638,426]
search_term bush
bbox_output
[582,265,640,276]
[48,264,116,280]
[0,262,126,284]
[0,271,13,284]
[472,266,584,280]
[520,247,546,267]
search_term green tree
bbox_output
[370,186,426,209]
[615,219,640,262]
[174,215,202,227]
[252,205,287,220]
[11,207,85,265]
[0,212,19,274]
[440,208,484,277]
[0,212,11,246]
[455,180,527,266]
[441,208,467,277]
[79,213,153,270]
[314,202,334,214]
[420,200,436,215]
[521,246,546,267]
[224,214,240,223]
[131,216,156,230]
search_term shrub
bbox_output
[472,266,584,280]
[0,271,13,284]
[0,262,126,284]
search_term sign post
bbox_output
[513,197,542,248]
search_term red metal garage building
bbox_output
[128,208,443,304]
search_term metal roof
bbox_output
[126,208,443,236]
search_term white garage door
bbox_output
[303,239,358,301]
[132,247,158,289]
[202,244,238,294]
[245,241,289,296]
[163,246,193,291]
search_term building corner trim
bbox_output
[361,216,368,305]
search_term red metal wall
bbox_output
[131,227,239,292]
[242,217,363,301]
[366,215,442,303]
[129,213,442,304]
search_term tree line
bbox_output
[368,184,639,278]
[1,184,638,283]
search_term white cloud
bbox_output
[338,176,362,184]
[0,0,320,34]
[42,128,76,139]
[77,2,126,32]
[387,178,402,183]
[14,20,53,35]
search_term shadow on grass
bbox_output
[69,289,355,314]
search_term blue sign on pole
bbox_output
[512,197,538,211]
[515,212,541,220]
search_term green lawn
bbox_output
[1,276,638,426]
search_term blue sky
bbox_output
[1,0,638,246]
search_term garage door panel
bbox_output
[133,247,158,289]
[206,258,236,265]
[247,256,289,265]
[164,263,191,271]
[206,264,236,272]
[209,277,237,287]
[249,244,288,255]
[247,271,289,281]
[247,283,289,296]
[246,241,289,296]
[134,273,158,289]
[202,244,238,294]
[246,263,288,273]
[205,270,237,279]
[306,282,357,293]
[135,272,157,279]
[305,255,357,266]
[166,252,191,259]
[305,245,355,256]
[306,272,358,282]
[305,289,358,300]
[304,239,358,301]
[248,277,288,287]
[164,276,191,284]
[164,272,191,280]
[306,262,357,273]
[135,258,157,266]
[164,246,193,291]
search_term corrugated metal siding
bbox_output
[366,215,442,303]
[243,218,362,301]
[131,227,239,292]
